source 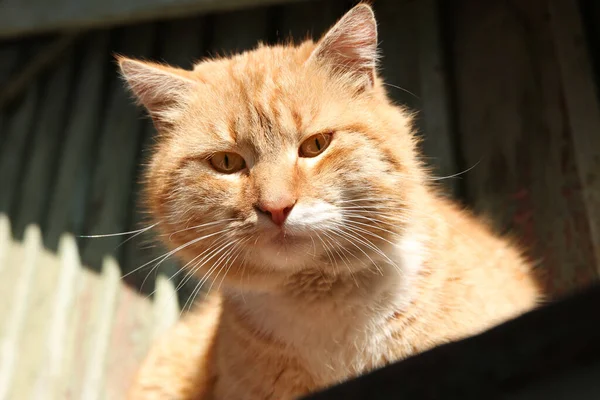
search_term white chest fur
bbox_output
[225,236,425,384]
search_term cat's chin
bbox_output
[250,230,319,269]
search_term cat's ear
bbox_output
[309,4,378,89]
[118,57,198,130]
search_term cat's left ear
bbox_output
[118,57,199,130]
[308,4,378,89]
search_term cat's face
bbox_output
[120,5,423,287]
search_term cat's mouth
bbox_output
[260,229,312,249]
[252,229,317,267]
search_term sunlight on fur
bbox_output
[118,4,542,399]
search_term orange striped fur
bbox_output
[119,4,541,399]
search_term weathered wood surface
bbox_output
[275,0,348,42]
[0,0,308,40]
[44,32,111,251]
[376,0,459,195]
[416,0,459,196]
[12,47,75,239]
[451,0,598,294]
[211,7,270,52]
[0,42,21,87]
[37,35,111,397]
[0,34,78,109]
[0,53,41,214]
[0,41,22,151]
[548,0,600,275]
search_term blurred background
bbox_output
[0,0,599,398]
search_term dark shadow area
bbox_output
[580,0,600,95]
[442,0,600,296]
[304,283,600,400]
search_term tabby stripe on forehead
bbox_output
[253,101,272,134]
[227,117,237,141]
[267,85,283,122]
[231,71,252,127]
[291,109,303,133]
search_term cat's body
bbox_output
[129,198,538,400]
[119,5,541,399]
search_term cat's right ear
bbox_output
[308,4,378,90]
[117,56,198,130]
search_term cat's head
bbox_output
[119,4,425,289]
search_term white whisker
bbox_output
[122,226,235,280]
[167,218,239,241]
[327,227,383,275]
[79,222,159,238]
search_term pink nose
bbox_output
[257,200,295,226]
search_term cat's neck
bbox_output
[221,234,426,350]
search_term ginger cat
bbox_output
[119,4,541,399]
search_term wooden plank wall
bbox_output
[0,0,598,398]
[449,0,600,294]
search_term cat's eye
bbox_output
[209,152,246,174]
[299,133,333,158]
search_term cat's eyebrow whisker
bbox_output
[383,82,420,100]
[399,159,483,183]
[425,158,483,182]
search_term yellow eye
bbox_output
[209,152,246,174]
[299,133,333,157]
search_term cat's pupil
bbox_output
[224,154,229,169]
[315,138,322,151]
